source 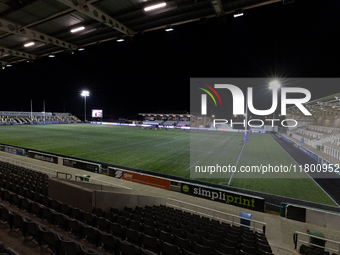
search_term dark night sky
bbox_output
[1,0,340,119]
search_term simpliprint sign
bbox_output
[181,183,265,212]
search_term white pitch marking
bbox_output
[186,160,199,171]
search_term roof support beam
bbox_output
[57,0,134,35]
[0,46,37,60]
[0,18,77,50]
[211,0,224,16]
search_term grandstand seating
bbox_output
[142,120,164,125]
[0,112,80,125]
[163,121,175,126]
[289,124,340,161]
[0,159,272,255]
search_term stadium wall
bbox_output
[48,178,94,212]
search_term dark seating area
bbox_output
[0,160,272,255]
[299,244,336,255]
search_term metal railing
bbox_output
[74,174,132,190]
[293,231,340,255]
[166,198,266,233]
[0,155,58,177]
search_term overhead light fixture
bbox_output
[1,65,5,70]
[117,38,124,42]
[165,25,173,32]
[234,9,243,18]
[71,26,85,33]
[24,42,35,47]
[144,2,166,12]
[78,48,85,51]
[49,54,55,58]
[6,64,11,67]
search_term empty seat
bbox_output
[110,222,126,239]
[1,207,14,227]
[116,215,129,226]
[125,228,142,246]
[51,200,62,212]
[257,242,272,253]
[82,223,99,246]
[61,203,72,216]
[158,230,173,244]
[174,235,192,252]
[42,207,56,224]
[193,242,211,255]
[103,212,115,222]
[59,236,83,255]
[54,213,68,230]
[71,207,84,221]
[142,224,158,238]
[239,243,256,255]
[40,228,61,254]
[219,243,237,255]
[141,233,160,254]
[31,202,44,218]
[185,231,200,244]
[68,218,83,238]
[129,220,142,232]
[96,217,109,232]
[20,198,32,213]
[12,213,29,236]
[83,212,97,227]
[201,237,217,250]
[118,239,140,255]
[98,231,117,253]
[161,241,181,255]
[26,221,44,245]
[93,207,103,218]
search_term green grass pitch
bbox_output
[0,123,336,206]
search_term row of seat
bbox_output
[0,180,48,198]
[88,205,273,255]
[0,161,49,196]
[300,244,335,255]
[0,173,48,187]
[1,180,272,255]
[0,193,158,255]
[0,161,48,179]
[0,161,272,255]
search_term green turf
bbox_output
[0,124,336,206]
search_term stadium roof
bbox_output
[0,0,288,65]
[287,92,340,118]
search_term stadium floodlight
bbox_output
[81,90,90,122]
[144,2,166,11]
[269,80,281,90]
